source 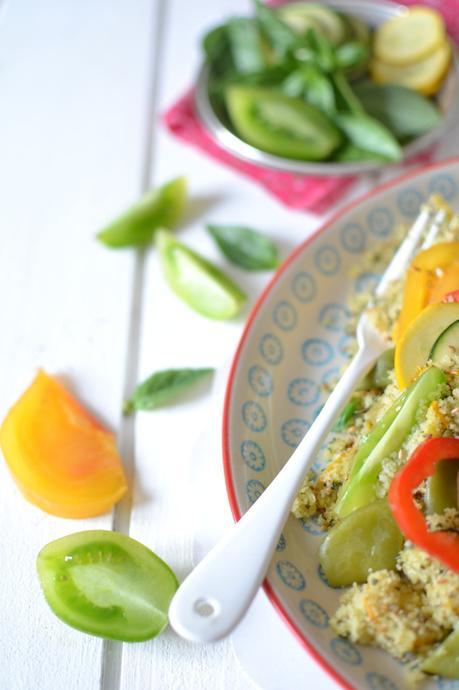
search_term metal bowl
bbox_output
[194,0,459,176]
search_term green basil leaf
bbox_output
[124,368,215,414]
[334,41,368,69]
[283,65,336,116]
[227,17,267,74]
[253,0,299,59]
[207,224,280,271]
[97,177,187,248]
[354,82,442,140]
[332,70,364,115]
[156,229,246,320]
[333,398,360,432]
[336,112,402,161]
[335,143,388,163]
[303,27,335,72]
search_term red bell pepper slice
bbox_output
[389,437,459,573]
[444,290,459,303]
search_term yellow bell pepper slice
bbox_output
[0,370,127,518]
[395,242,459,342]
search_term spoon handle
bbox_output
[169,344,381,642]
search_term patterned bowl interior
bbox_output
[224,160,459,690]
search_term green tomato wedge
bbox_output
[97,176,187,248]
[225,85,342,161]
[37,530,179,642]
[335,366,446,518]
[422,626,459,677]
[319,500,403,587]
[156,229,246,320]
[426,459,459,515]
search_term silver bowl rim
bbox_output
[194,0,459,177]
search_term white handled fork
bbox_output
[169,202,446,643]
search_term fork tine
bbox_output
[374,205,434,299]
[421,208,448,249]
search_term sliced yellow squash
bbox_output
[374,7,446,66]
[395,302,459,388]
[371,41,451,96]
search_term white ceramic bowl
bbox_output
[195,0,459,177]
[223,157,459,690]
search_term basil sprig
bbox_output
[207,224,280,271]
[124,368,215,414]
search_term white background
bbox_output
[0,1,458,689]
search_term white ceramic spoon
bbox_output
[169,205,442,643]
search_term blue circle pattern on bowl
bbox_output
[241,400,267,432]
[315,245,341,276]
[246,479,265,505]
[259,333,283,365]
[355,271,381,294]
[367,207,394,237]
[288,378,320,407]
[248,364,273,397]
[338,333,354,358]
[292,271,316,303]
[273,300,297,331]
[282,418,310,447]
[366,672,399,690]
[319,303,349,332]
[276,560,306,591]
[240,439,266,472]
[300,599,329,629]
[302,338,334,366]
[276,533,286,552]
[428,173,457,201]
[331,638,362,666]
[436,681,459,690]
[301,515,326,536]
[341,222,366,254]
[231,169,459,690]
[321,366,339,386]
[397,188,424,217]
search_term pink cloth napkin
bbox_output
[163,1,458,214]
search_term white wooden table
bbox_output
[1,2,458,689]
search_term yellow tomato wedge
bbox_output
[0,370,127,518]
[395,242,459,342]
[374,7,446,67]
[371,41,451,96]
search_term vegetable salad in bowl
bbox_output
[223,161,459,689]
[292,194,459,683]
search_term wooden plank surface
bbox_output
[0,1,156,688]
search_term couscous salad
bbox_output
[293,195,459,682]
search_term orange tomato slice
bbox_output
[0,370,127,518]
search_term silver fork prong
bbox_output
[374,206,433,299]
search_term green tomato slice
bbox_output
[156,229,246,320]
[319,500,403,587]
[37,530,179,642]
[96,176,187,248]
[422,626,459,677]
[225,85,342,161]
